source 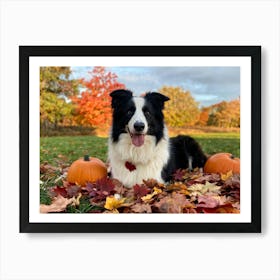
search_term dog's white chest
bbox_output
[108,133,169,187]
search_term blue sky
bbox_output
[71,66,240,107]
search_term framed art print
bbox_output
[19,46,261,233]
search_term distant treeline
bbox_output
[40,67,240,136]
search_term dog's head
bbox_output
[110,89,169,146]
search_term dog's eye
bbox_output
[127,110,133,116]
[144,110,151,117]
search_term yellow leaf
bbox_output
[71,192,82,207]
[104,196,126,210]
[141,187,162,202]
[221,170,233,181]
[153,187,163,194]
[179,189,190,196]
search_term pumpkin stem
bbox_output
[84,155,90,161]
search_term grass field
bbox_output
[40,133,240,167]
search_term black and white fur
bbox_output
[108,89,207,187]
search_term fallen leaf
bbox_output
[196,195,228,208]
[40,163,59,174]
[188,181,221,196]
[104,196,126,211]
[133,184,150,199]
[153,193,192,213]
[141,187,162,202]
[232,201,240,210]
[191,173,221,183]
[40,195,75,213]
[50,186,67,198]
[72,192,82,207]
[86,178,116,203]
[221,170,233,181]
[66,184,81,198]
[131,203,152,213]
[142,179,164,189]
[216,206,240,213]
[111,178,126,195]
[165,182,190,195]
[103,209,120,214]
[94,177,116,193]
[201,205,240,213]
[173,169,187,181]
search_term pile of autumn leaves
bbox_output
[40,164,240,214]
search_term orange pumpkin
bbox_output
[67,155,107,185]
[204,153,240,174]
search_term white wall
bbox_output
[0,0,279,279]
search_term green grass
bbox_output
[193,133,240,158]
[40,135,109,166]
[40,133,240,167]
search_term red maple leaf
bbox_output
[133,184,150,199]
[86,178,116,203]
[51,186,67,198]
[94,177,115,193]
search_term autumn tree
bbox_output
[40,67,79,129]
[71,67,125,128]
[159,86,200,127]
[40,92,74,127]
[207,98,240,127]
[197,107,210,126]
[40,67,79,97]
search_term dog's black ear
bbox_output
[110,89,133,109]
[144,92,170,109]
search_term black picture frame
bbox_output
[19,46,261,233]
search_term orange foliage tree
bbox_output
[197,107,210,126]
[207,98,240,127]
[72,67,125,128]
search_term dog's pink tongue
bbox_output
[131,134,145,147]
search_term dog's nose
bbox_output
[134,121,145,132]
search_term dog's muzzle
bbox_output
[127,123,146,147]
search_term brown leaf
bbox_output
[50,186,68,198]
[173,169,188,181]
[142,179,164,189]
[66,184,81,197]
[215,206,240,213]
[153,193,191,213]
[196,195,228,208]
[165,182,190,195]
[40,195,75,213]
[131,203,152,213]
[40,163,59,174]
[190,173,221,184]
[111,178,126,194]
[197,203,240,213]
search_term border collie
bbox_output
[108,89,207,187]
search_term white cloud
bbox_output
[71,66,240,106]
